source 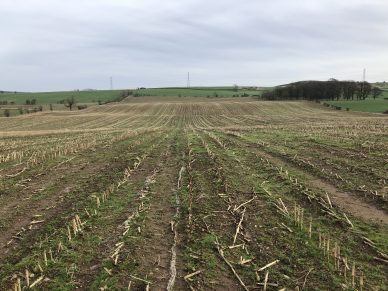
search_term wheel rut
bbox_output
[0,134,160,263]
[133,142,185,290]
[224,134,388,226]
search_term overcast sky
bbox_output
[1,0,387,91]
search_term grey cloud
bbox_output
[0,0,387,91]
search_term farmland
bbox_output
[326,91,388,113]
[0,90,124,105]
[324,85,388,113]
[0,87,265,106]
[0,87,266,117]
[325,98,388,113]
[133,87,266,98]
[0,98,387,290]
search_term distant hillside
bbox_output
[0,90,131,105]
[131,87,268,98]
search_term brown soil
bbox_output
[73,153,166,289]
[0,134,159,262]
[0,157,99,261]
[245,142,388,225]
[187,137,247,290]
[70,136,187,290]
[312,178,388,225]
[131,143,186,290]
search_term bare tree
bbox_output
[371,87,383,99]
[64,96,76,110]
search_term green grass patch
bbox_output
[133,87,268,98]
[0,90,126,105]
[326,98,388,113]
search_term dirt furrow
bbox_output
[0,133,161,263]
[71,151,169,289]
[65,132,185,290]
[198,130,388,290]
[167,165,185,290]
[183,132,249,290]
[0,135,171,289]
[217,131,388,225]
[127,135,186,290]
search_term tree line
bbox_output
[261,79,383,101]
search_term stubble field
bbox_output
[0,98,387,290]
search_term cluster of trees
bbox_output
[119,90,133,99]
[261,79,383,101]
[0,101,15,105]
[133,92,152,97]
[2,90,134,116]
[106,90,133,103]
[97,90,133,104]
[3,106,43,117]
[59,97,89,110]
[21,106,43,114]
[25,99,37,105]
[232,93,250,97]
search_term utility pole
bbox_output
[361,68,366,97]
[187,72,190,88]
[110,76,113,90]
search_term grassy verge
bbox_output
[325,97,388,113]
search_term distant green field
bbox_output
[0,87,269,116]
[0,104,81,117]
[326,96,388,113]
[374,82,388,89]
[134,87,267,97]
[0,90,124,105]
[0,87,269,106]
